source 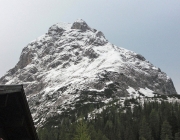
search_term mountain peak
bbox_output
[74,18,86,23]
[0,19,177,127]
[71,19,91,31]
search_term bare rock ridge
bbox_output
[0,19,177,126]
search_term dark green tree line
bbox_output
[37,99,180,140]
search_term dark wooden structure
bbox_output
[0,85,39,140]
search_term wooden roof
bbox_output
[0,85,39,140]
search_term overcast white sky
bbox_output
[0,0,180,94]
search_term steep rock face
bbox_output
[0,19,177,126]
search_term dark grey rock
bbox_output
[71,19,90,31]
[48,25,65,36]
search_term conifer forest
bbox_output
[37,98,180,140]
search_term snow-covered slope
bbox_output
[0,19,177,126]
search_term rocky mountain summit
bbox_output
[0,19,177,126]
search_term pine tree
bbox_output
[93,129,109,140]
[139,117,152,140]
[160,120,172,140]
[165,134,170,140]
[139,137,147,140]
[73,119,90,140]
[149,109,160,140]
[58,119,71,140]
[175,132,180,140]
[168,111,178,137]
[104,120,113,139]
[41,128,49,140]
[102,135,109,140]
[88,124,98,140]
[124,126,136,140]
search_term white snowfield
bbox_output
[127,86,154,98]
[0,19,177,127]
